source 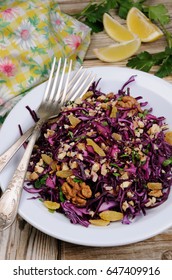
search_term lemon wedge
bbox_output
[93,38,141,62]
[103,13,135,42]
[126,7,163,42]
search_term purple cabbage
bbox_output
[24,76,172,227]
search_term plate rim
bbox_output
[1,65,172,247]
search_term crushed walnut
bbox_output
[117,95,142,116]
[61,177,92,206]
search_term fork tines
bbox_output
[44,57,96,108]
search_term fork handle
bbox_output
[0,126,34,173]
[0,114,61,174]
[0,119,44,231]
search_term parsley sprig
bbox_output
[71,0,172,78]
[127,4,172,77]
[73,0,117,33]
[72,0,145,33]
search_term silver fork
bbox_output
[0,62,94,173]
[0,57,95,231]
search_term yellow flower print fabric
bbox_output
[0,0,91,122]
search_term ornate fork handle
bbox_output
[0,114,60,174]
[0,126,34,173]
[0,119,44,231]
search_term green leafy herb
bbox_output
[72,0,146,33]
[117,96,123,101]
[34,174,48,189]
[126,4,172,77]
[74,135,86,141]
[138,109,149,118]
[144,4,170,26]
[162,157,172,167]
[73,177,83,183]
[131,150,140,164]
[104,98,109,102]
[59,188,65,202]
[82,110,89,115]
[73,1,172,77]
[68,131,74,138]
[127,47,172,78]
[143,144,151,155]
[115,0,146,19]
[102,121,108,126]
[113,172,120,177]
[72,0,117,33]
[110,163,123,170]
[120,154,129,158]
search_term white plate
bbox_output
[0,66,172,247]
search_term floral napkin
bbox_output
[0,0,91,124]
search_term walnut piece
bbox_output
[147,124,161,135]
[61,177,92,206]
[117,95,142,115]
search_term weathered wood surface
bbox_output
[0,0,172,260]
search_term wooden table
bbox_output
[1,0,172,260]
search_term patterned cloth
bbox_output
[0,0,91,123]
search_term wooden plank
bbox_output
[0,0,172,260]
[61,228,172,260]
[0,216,60,260]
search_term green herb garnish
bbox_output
[131,150,140,164]
[110,163,123,170]
[34,174,48,189]
[138,109,149,118]
[68,131,74,138]
[126,4,172,77]
[73,177,83,183]
[162,157,172,167]
[71,0,117,33]
[104,98,109,102]
[102,121,108,126]
[113,172,120,177]
[59,188,65,202]
[72,1,172,78]
[120,154,129,158]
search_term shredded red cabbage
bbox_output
[24,76,172,227]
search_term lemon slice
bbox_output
[103,13,135,42]
[126,7,163,42]
[93,38,141,62]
